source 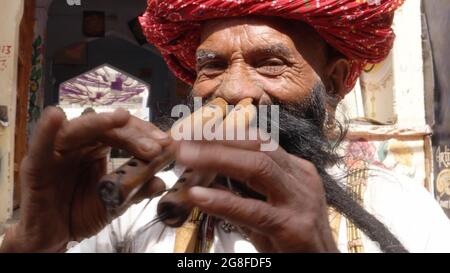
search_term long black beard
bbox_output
[271,84,339,168]
[267,84,407,253]
[154,84,408,253]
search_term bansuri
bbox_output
[98,97,229,211]
[157,98,256,227]
[98,97,256,228]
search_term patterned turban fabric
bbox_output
[139,0,405,90]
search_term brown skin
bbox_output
[0,108,170,252]
[179,17,350,252]
[0,17,350,253]
[194,18,349,103]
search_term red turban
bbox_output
[139,0,405,90]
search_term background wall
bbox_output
[423,0,450,135]
[339,0,432,192]
[0,0,24,225]
[43,0,180,120]
[422,0,450,218]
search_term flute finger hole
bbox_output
[127,161,139,167]
[116,170,126,175]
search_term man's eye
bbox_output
[256,59,286,76]
[198,62,227,76]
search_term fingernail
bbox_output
[179,142,200,162]
[151,130,169,140]
[52,106,67,120]
[188,186,211,204]
[137,138,156,152]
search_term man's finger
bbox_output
[186,186,282,235]
[55,108,131,152]
[210,100,262,152]
[181,121,291,169]
[79,144,112,163]
[218,126,292,170]
[101,115,171,160]
[189,134,292,170]
[28,107,66,167]
[176,141,289,197]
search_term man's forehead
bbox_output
[198,16,326,57]
[199,17,298,52]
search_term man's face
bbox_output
[181,17,345,172]
[192,17,330,106]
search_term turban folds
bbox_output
[139,0,405,90]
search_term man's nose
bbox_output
[214,63,263,105]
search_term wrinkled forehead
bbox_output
[198,16,328,62]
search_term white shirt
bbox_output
[67,166,450,253]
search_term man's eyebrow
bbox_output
[250,43,293,58]
[195,44,293,63]
[196,49,222,63]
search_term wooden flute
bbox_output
[98,97,228,210]
[157,98,256,227]
[98,97,256,227]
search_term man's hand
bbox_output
[175,139,338,253]
[0,107,170,253]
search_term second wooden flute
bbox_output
[157,98,257,227]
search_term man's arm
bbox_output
[0,107,170,253]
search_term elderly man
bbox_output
[2,0,450,253]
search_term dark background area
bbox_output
[43,0,187,120]
[422,0,450,217]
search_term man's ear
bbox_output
[325,57,351,101]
